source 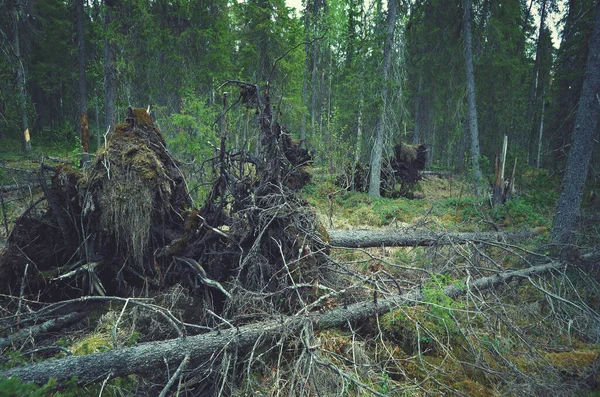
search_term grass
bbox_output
[302,169,559,233]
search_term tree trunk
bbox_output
[412,72,423,145]
[456,116,468,174]
[14,0,31,153]
[76,0,90,165]
[527,0,548,163]
[351,97,364,190]
[368,0,397,197]
[300,18,310,146]
[551,1,600,245]
[492,135,508,206]
[536,88,546,168]
[327,228,538,248]
[0,261,562,386]
[104,0,117,133]
[462,0,482,194]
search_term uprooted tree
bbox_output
[339,143,428,198]
[0,84,331,313]
[1,83,599,396]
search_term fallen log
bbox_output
[0,261,562,386]
[0,312,87,349]
[421,170,454,178]
[327,228,539,248]
[0,183,42,193]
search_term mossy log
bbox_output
[0,261,562,386]
[327,228,540,248]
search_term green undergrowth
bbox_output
[302,168,558,232]
[0,376,137,397]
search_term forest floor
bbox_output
[1,141,599,396]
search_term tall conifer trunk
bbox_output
[76,0,89,163]
[14,0,31,153]
[462,0,482,194]
[104,0,116,133]
[368,0,397,197]
[551,1,600,245]
[527,0,547,164]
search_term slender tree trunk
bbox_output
[368,0,397,197]
[76,0,90,164]
[456,116,468,174]
[309,0,324,137]
[412,72,422,145]
[536,88,546,168]
[14,1,31,153]
[300,0,312,147]
[104,0,116,133]
[462,0,482,194]
[551,1,600,245]
[351,97,364,190]
[527,0,547,163]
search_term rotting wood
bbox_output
[0,261,562,386]
[327,228,539,248]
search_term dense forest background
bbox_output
[1,0,598,195]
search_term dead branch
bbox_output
[0,261,562,386]
[327,228,540,248]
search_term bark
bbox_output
[536,88,546,168]
[462,0,482,194]
[327,228,538,248]
[0,312,86,349]
[527,0,547,163]
[0,183,41,193]
[456,117,468,174]
[412,72,423,145]
[0,261,562,386]
[551,1,600,245]
[492,135,508,206]
[351,97,364,190]
[368,0,397,197]
[76,0,89,162]
[14,0,30,153]
[421,170,454,178]
[300,16,310,146]
[104,1,117,133]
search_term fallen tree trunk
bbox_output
[421,170,454,178]
[327,228,538,248]
[0,183,42,193]
[0,261,562,386]
[0,312,87,349]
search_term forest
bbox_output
[0,0,599,395]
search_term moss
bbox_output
[70,333,112,355]
[545,350,599,375]
[452,379,494,397]
[517,284,544,303]
[184,209,200,231]
[133,107,154,127]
